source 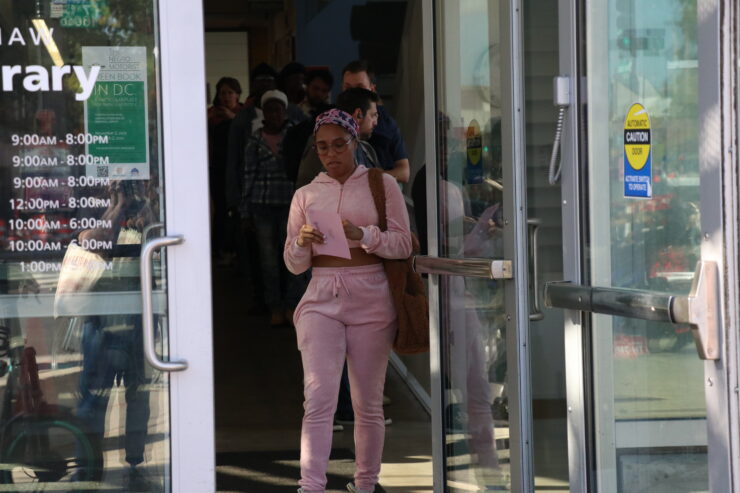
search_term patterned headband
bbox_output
[313,108,359,140]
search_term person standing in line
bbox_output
[299,68,334,117]
[284,101,334,186]
[241,90,296,326]
[224,63,279,310]
[279,62,307,106]
[341,60,410,183]
[227,63,306,210]
[284,109,412,493]
[226,64,279,210]
[226,64,305,313]
[208,77,243,265]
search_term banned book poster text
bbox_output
[82,46,149,180]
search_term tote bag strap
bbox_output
[368,168,388,232]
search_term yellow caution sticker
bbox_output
[466,119,482,183]
[623,103,652,198]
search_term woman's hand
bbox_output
[214,106,236,120]
[221,107,237,120]
[342,220,363,241]
[297,224,325,248]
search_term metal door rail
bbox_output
[545,261,720,360]
[141,235,188,372]
[413,256,513,279]
[545,283,677,322]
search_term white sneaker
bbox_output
[346,482,373,493]
[333,421,344,432]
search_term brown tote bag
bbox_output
[367,168,429,354]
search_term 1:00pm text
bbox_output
[19,260,114,273]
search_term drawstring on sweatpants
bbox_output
[332,272,351,298]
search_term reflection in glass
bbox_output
[436,0,508,490]
[588,0,706,491]
[0,1,170,491]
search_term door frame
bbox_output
[727,0,740,484]
[159,0,215,491]
[703,0,740,490]
[420,2,445,491]
[499,0,536,490]
[556,0,590,491]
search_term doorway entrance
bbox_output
[202,2,436,492]
[200,0,576,492]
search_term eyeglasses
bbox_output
[314,137,353,155]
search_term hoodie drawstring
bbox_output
[332,272,351,298]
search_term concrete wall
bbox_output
[294,0,363,100]
[205,32,250,104]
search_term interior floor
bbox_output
[211,262,433,492]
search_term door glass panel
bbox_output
[0,1,170,491]
[435,0,509,490]
[522,0,570,491]
[586,1,705,491]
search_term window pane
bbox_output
[586,0,706,491]
[435,0,509,490]
[0,1,171,490]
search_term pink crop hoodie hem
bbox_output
[284,165,413,275]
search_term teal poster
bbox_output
[82,46,149,180]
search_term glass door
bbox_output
[585,3,707,491]
[0,0,213,491]
[420,1,533,491]
[548,0,738,491]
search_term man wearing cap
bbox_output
[240,89,297,326]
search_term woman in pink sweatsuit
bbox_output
[284,109,412,493]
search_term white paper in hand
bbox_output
[309,209,352,259]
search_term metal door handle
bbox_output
[528,218,544,321]
[413,256,513,279]
[140,235,188,372]
[142,222,164,244]
[544,261,720,360]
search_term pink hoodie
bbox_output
[284,165,412,275]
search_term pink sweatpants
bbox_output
[294,263,397,493]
